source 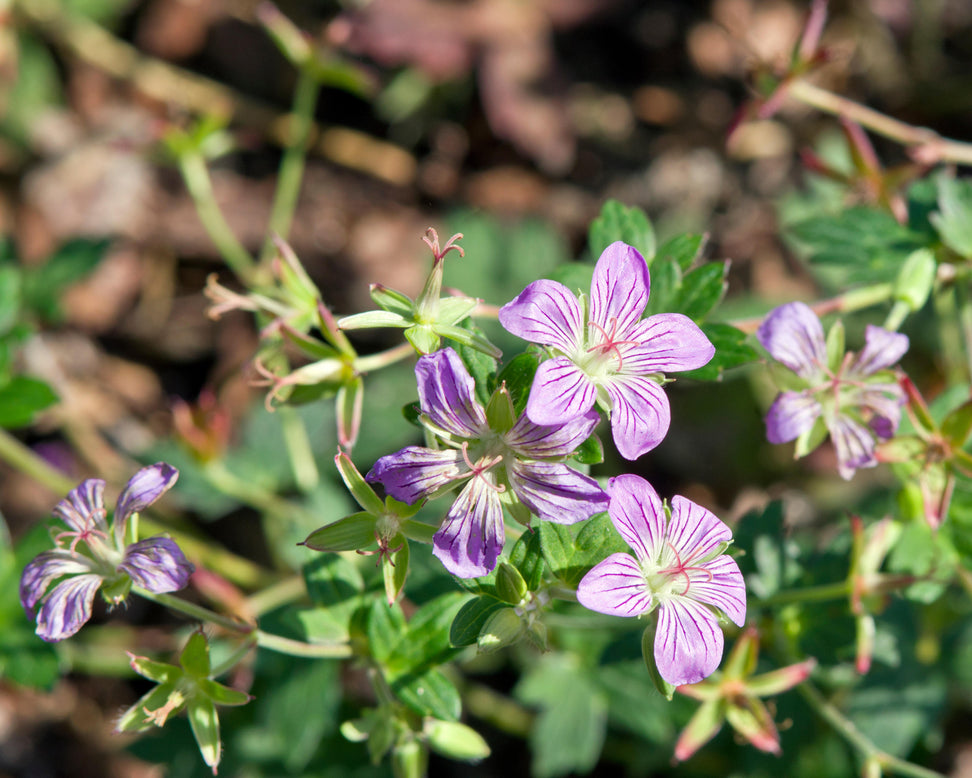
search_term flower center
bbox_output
[55,509,111,557]
[644,542,713,599]
[582,316,639,375]
[461,441,506,493]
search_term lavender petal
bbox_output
[505,408,600,459]
[852,325,909,376]
[589,242,650,336]
[576,553,653,617]
[604,375,671,460]
[620,314,715,374]
[415,349,487,439]
[765,391,822,444]
[508,461,608,524]
[35,573,103,642]
[756,302,827,380]
[654,598,725,687]
[115,463,179,526]
[498,279,583,354]
[683,555,747,627]
[53,479,108,534]
[120,537,195,593]
[607,474,665,565]
[432,478,504,577]
[666,495,734,565]
[829,415,877,480]
[525,358,597,426]
[367,447,465,504]
[20,551,95,613]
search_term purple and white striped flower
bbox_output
[20,464,193,642]
[498,241,715,460]
[577,474,746,687]
[757,302,909,479]
[367,348,608,578]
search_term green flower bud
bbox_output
[392,738,428,778]
[425,720,491,762]
[495,561,528,605]
[477,607,523,653]
[894,248,936,311]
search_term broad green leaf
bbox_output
[588,200,656,262]
[539,513,624,588]
[930,174,972,258]
[642,258,680,316]
[509,528,545,591]
[655,233,706,272]
[0,265,21,335]
[392,592,464,671]
[681,323,759,381]
[449,596,508,647]
[672,261,727,322]
[392,667,461,721]
[571,432,604,465]
[545,262,594,294]
[0,376,58,428]
[366,599,407,664]
[302,554,364,635]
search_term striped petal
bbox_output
[35,574,103,642]
[607,474,666,564]
[590,242,650,337]
[508,461,608,525]
[499,279,584,355]
[416,349,487,439]
[756,302,826,380]
[367,447,465,504]
[605,375,671,460]
[576,552,653,617]
[120,537,194,593]
[765,391,822,444]
[620,314,715,375]
[525,358,597,426]
[505,408,600,459]
[655,597,725,687]
[54,479,108,535]
[432,478,505,577]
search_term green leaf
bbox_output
[179,632,211,679]
[2,34,63,146]
[22,239,108,322]
[672,262,727,322]
[495,352,540,416]
[393,593,464,671]
[642,258,681,316]
[588,200,656,262]
[509,528,545,591]
[392,667,461,721]
[682,323,759,381]
[449,596,508,647]
[0,264,22,336]
[571,432,604,465]
[545,262,594,294]
[0,376,58,428]
[930,174,972,259]
[366,600,407,664]
[197,678,251,707]
[302,554,364,636]
[655,233,706,272]
[540,513,625,588]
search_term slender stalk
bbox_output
[798,682,946,778]
[201,460,323,527]
[135,588,254,635]
[463,682,534,737]
[756,580,849,607]
[280,406,319,492]
[245,575,307,617]
[255,630,353,659]
[177,152,258,282]
[353,342,417,373]
[731,282,894,333]
[210,635,258,678]
[934,286,965,386]
[955,274,972,383]
[260,67,320,264]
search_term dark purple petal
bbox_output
[852,326,909,376]
[589,242,650,336]
[499,279,583,354]
[432,479,504,577]
[508,461,608,524]
[756,302,826,380]
[115,463,179,526]
[666,496,733,565]
[505,408,600,459]
[576,552,653,617]
[53,479,108,534]
[525,358,597,426]
[828,416,876,480]
[416,349,486,438]
[683,555,746,627]
[367,447,465,504]
[620,314,715,374]
[607,474,665,564]
[120,537,194,593]
[654,598,724,687]
[765,391,822,444]
[20,551,95,613]
[854,384,905,439]
[35,574,103,642]
[605,375,671,460]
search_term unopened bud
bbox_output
[495,561,527,605]
[478,607,523,653]
[425,720,491,762]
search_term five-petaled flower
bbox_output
[757,302,909,479]
[498,241,715,460]
[20,463,194,642]
[576,474,746,687]
[367,348,608,578]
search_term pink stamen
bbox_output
[461,442,506,493]
[423,228,465,263]
[658,541,714,595]
[587,317,640,370]
[54,511,109,555]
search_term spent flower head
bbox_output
[498,241,714,460]
[367,347,608,577]
[757,301,909,479]
[576,474,746,687]
[20,464,193,642]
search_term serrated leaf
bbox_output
[545,262,594,294]
[588,200,656,262]
[539,513,624,587]
[673,262,727,322]
[392,667,461,721]
[642,258,680,316]
[681,323,759,381]
[655,233,706,272]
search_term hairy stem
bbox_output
[135,589,254,635]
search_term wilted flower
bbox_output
[498,241,714,460]
[576,474,746,686]
[20,464,193,641]
[757,302,909,479]
[367,348,608,577]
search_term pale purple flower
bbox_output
[576,474,746,687]
[367,348,608,578]
[20,464,193,642]
[757,302,909,479]
[498,241,715,460]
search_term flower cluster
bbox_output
[20,464,193,641]
[757,302,909,479]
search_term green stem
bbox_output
[245,575,307,617]
[756,580,850,607]
[135,589,254,635]
[798,682,946,778]
[731,283,894,333]
[353,342,416,373]
[177,151,258,283]
[260,67,320,264]
[934,285,966,386]
[280,406,319,492]
[201,461,323,527]
[955,272,972,383]
[255,630,352,658]
[210,635,258,677]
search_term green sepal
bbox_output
[485,384,517,434]
[495,352,539,415]
[499,487,532,525]
[382,533,409,605]
[196,678,252,707]
[642,625,675,700]
[179,631,211,679]
[509,529,545,591]
[942,399,972,449]
[100,575,132,605]
[877,435,925,462]
[115,684,181,733]
[495,561,527,605]
[369,284,416,317]
[404,324,440,354]
[401,518,437,544]
[425,719,491,762]
[187,696,222,774]
[436,296,480,326]
[825,319,845,373]
[894,248,936,311]
[768,362,810,392]
[390,496,424,520]
[794,415,828,458]
[339,310,411,330]
[674,699,725,761]
[335,451,385,515]
[302,512,378,552]
[434,323,503,360]
[724,697,779,753]
[477,607,523,653]
[129,654,181,685]
[572,432,603,465]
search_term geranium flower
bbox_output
[576,474,746,687]
[20,464,193,642]
[498,241,714,460]
[757,302,909,479]
[367,348,608,577]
